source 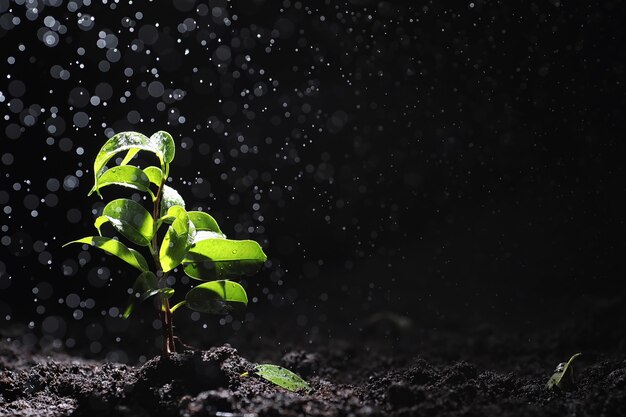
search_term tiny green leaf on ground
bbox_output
[252,364,312,393]
[546,353,582,390]
[185,280,247,314]
[63,236,149,272]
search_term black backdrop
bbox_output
[1,0,625,360]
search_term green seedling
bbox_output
[242,364,312,393]
[64,131,267,355]
[545,353,582,390]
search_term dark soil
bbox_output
[2,287,626,416]
[1,330,625,417]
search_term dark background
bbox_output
[1,0,625,362]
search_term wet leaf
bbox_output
[92,131,174,195]
[188,211,224,236]
[149,131,176,164]
[156,199,196,229]
[185,280,247,314]
[120,148,140,166]
[123,271,173,319]
[94,215,109,235]
[546,353,582,390]
[143,166,164,186]
[182,238,267,280]
[159,205,195,272]
[192,230,226,242]
[252,364,312,393]
[88,165,153,198]
[101,198,154,246]
[161,185,185,214]
[63,236,149,272]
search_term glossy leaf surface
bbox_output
[120,148,140,166]
[92,131,174,194]
[94,215,108,235]
[149,131,176,163]
[159,205,195,272]
[101,198,154,246]
[185,280,247,314]
[193,230,225,242]
[161,185,185,214]
[88,165,153,197]
[188,211,224,236]
[143,166,164,186]
[253,364,312,393]
[63,236,148,271]
[182,238,266,280]
[123,271,173,318]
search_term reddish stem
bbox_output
[152,177,176,355]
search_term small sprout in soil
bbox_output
[242,364,312,393]
[64,131,267,355]
[546,353,582,390]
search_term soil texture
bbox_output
[1,335,625,417]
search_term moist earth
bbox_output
[0,339,625,417]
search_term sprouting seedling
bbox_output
[242,364,312,393]
[64,131,267,355]
[545,352,582,390]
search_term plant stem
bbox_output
[160,298,176,355]
[152,178,176,355]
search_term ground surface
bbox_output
[1,321,625,417]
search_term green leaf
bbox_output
[159,205,195,272]
[101,199,154,246]
[546,353,582,390]
[143,166,164,186]
[161,185,185,214]
[128,248,150,271]
[88,165,153,198]
[92,131,175,195]
[94,215,108,235]
[251,364,312,393]
[120,148,140,166]
[182,238,267,280]
[150,131,176,164]
[185,280,248,314]
[123,271,173,318]
[63,236,149,272]
[193,231,225,241]
[170,300,186,314]
[188,211,224,236]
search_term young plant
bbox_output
[545,352,582,390]
[64,131,267,355]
